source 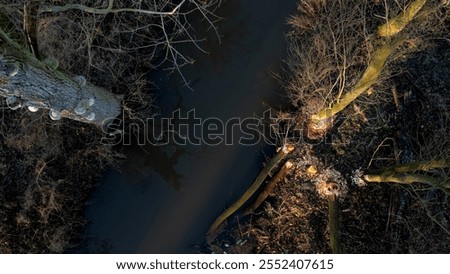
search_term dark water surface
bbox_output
[82,0,297,253]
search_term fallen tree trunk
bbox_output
[207,143,296,238]
[0,28,121,127]
[243,160,294,215]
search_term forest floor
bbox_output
[0,0,198,253]
[208,0,450,254]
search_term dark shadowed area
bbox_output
[80,0,297,253]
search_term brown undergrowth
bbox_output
[0,0,220,253]
[209,0,450,253]
[0,105,121,253]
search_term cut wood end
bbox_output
[285,161,294,169]
[306,165,318,176]
[317,181,341,198]
[282,144,296,154]
[307,116,333,140]
[325,182,341,198]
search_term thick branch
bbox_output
[364,173,450,188]
[378,0,428,37]
[367,159,450,174]
[364,173,450,195]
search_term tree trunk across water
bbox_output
[0,36,121,128]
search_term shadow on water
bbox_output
[80,0,298,253]
[121,143,185,191]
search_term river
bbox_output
[80,0,297,253]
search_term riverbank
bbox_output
[0,0,220,253]
[209,0,450,253]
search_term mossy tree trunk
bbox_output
[363,159,450,195]
[310,35,405,124]
[377,0,428,37]
[308,0,431,137]
[0,30,121,127]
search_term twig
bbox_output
[38,0,187,16]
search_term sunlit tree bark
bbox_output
[0,29,121,127]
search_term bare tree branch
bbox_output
[38,0,187,16]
